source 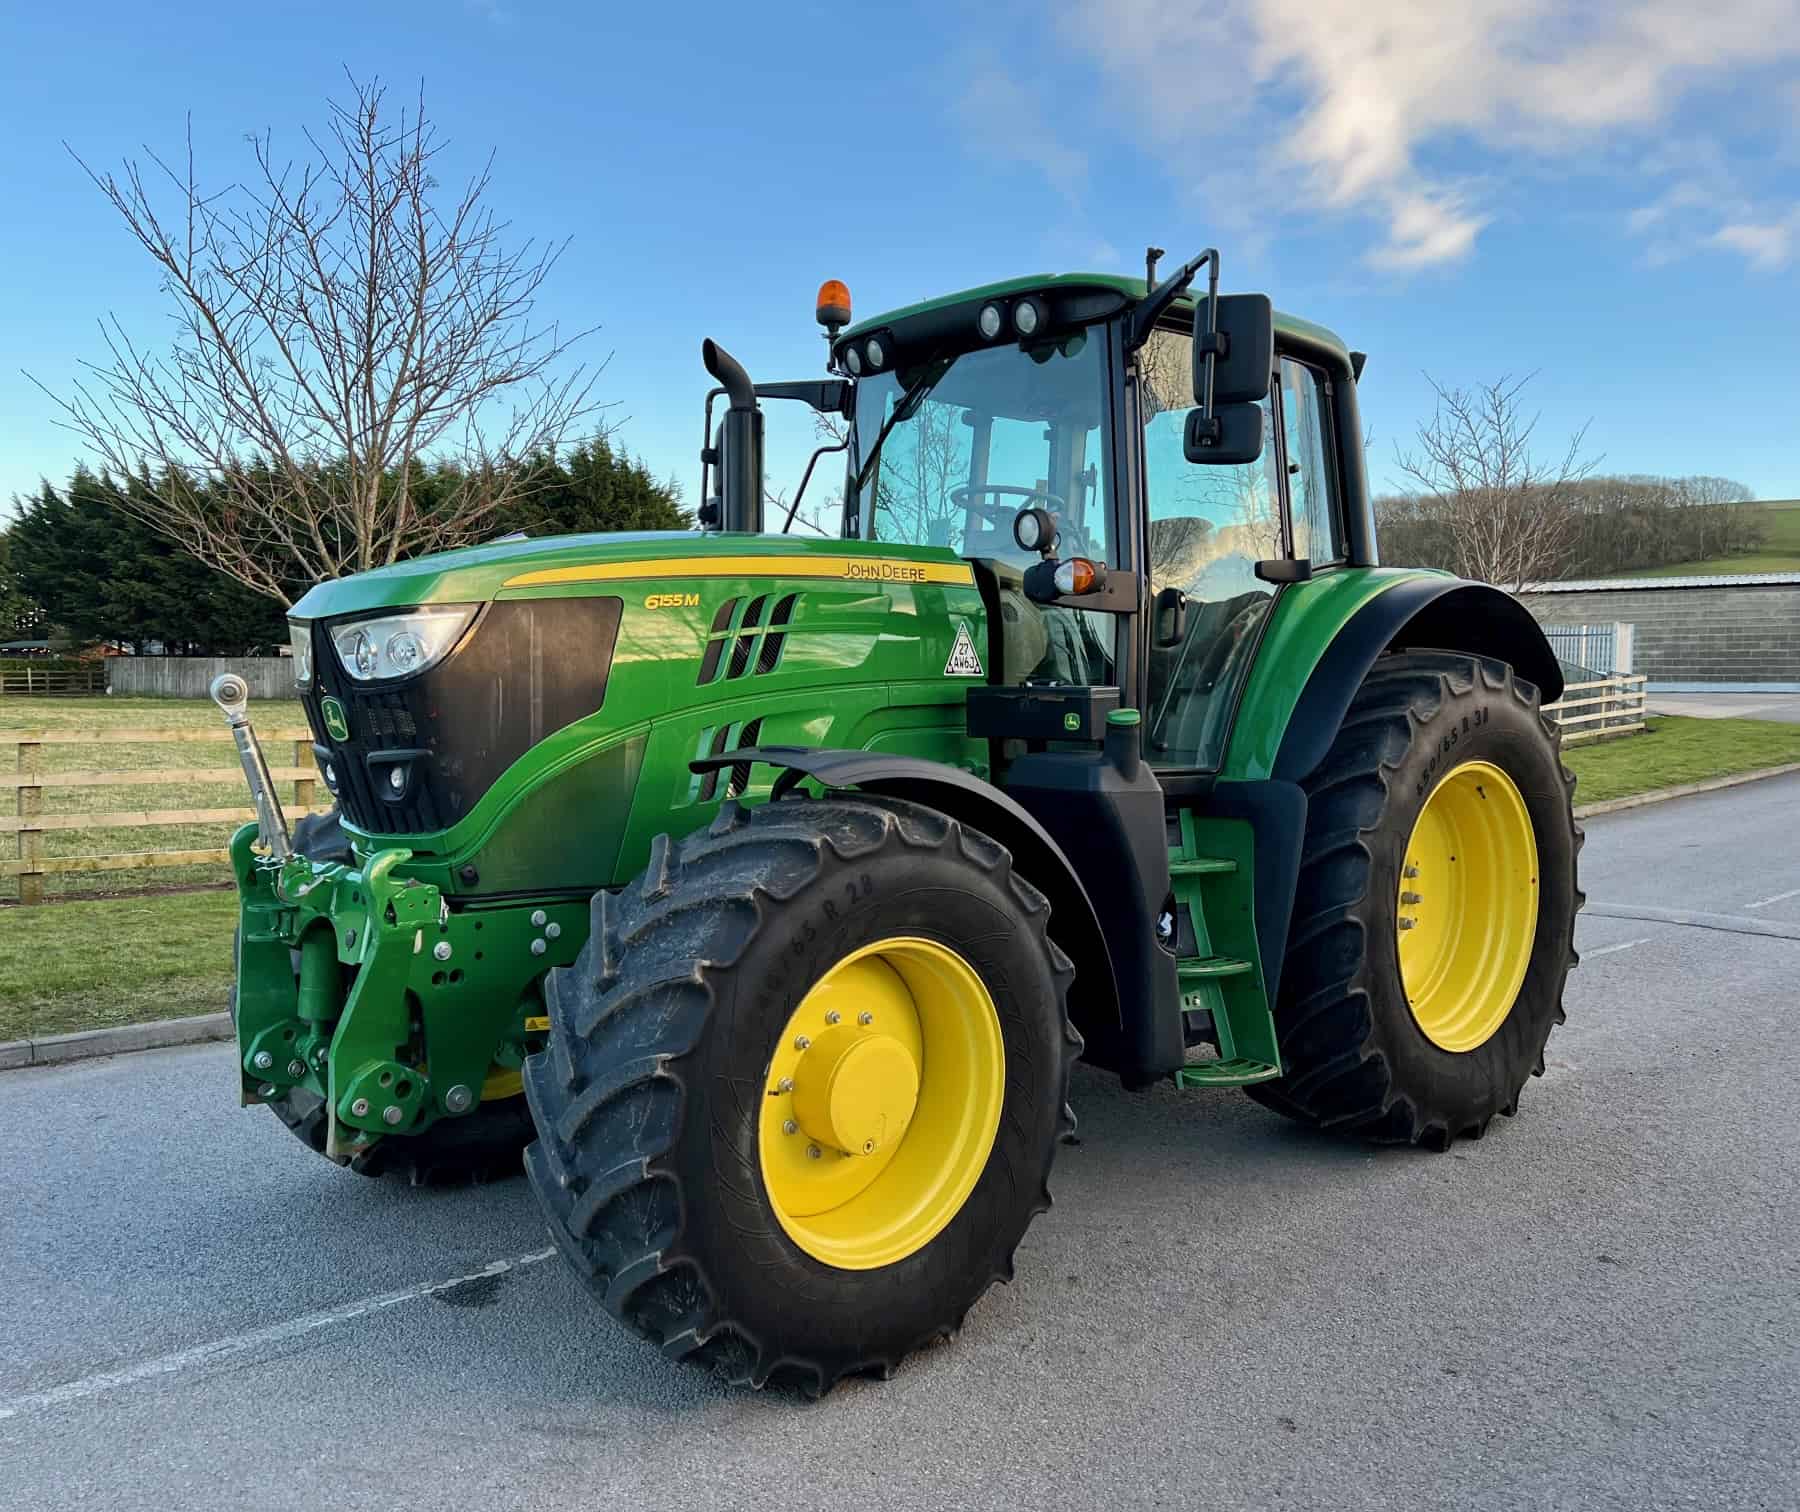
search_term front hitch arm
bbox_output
[209,672,293,864]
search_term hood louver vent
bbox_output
[697,594,798,685]
[695,718,764,803]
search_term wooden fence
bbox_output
[1543,674,1648,743]
[3,727,326,904]
[0,664,107,697]
[107,656,298,700]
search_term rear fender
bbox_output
[1273,578,1562,785]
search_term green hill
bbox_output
[1605,499,1800,579]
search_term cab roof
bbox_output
[842,271,1351,369]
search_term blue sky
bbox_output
[4,0,1799,525]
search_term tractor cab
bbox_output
[699,253,1366,776]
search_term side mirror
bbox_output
[1192,294,1273,405]
[1152,586,1189,649]
[1183,402,1265,466]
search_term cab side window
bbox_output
[1278,357,1344,565]
[1139,324,1282,769]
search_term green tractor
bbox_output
[218,249,1580,1391]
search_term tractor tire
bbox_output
[1247,651,1581,1147]
[233,804,536,1186]
[524,794,1079,1392]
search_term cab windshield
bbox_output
[843,328,1115,686]
[845,328,1111,569]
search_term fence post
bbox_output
[293,739,316,812]
[16,739,43,905]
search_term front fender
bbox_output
[691,745,1121,1045]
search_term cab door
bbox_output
[1133,323,1346,772]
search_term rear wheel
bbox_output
[1248,651,1581,1146]
[524,795,1079,1392]
[234,806,537,1185]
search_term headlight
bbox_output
[288,621,313,688]
[329,605,477,682]
[864,336,885,370]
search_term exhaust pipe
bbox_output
[700,340,764,533]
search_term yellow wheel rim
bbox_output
[1397,759,1539,1053]
[758,937,1004,1271]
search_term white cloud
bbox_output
[1711,216,1798,269]
[1042,0,1800,267]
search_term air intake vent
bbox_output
[698,594,799,684]
[695,718,764,802]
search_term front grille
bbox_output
[304,596,621,836]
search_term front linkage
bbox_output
[216,678,580,1165]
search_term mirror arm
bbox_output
[1125,247,1219,351]
[781,438,850,535]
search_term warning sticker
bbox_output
[945,622,984,677]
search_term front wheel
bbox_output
[1248,651,1581,1146]
[523,795,1079,1392]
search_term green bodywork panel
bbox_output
[234,535,992,1134]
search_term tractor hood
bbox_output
[288,531,968,620]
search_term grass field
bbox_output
[3,702,1797,1042]
[1604,500,1800,578]
[1563,715,1800,802]
[0,889,238,1041]
[0,695,316,901]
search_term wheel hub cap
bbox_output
[791,1026,920,1156]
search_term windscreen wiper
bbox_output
[854,357,954,494]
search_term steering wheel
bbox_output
[949,484,1066,524]
[950,483,1098,558]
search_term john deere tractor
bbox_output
[218,249,1580,1391]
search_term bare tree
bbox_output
[38,78,606,604]
[1394,373,1597,590]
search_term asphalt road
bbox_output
[4,776,1799,1511]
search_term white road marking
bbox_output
[1745,887,1800,911]
[1582,937,1651,959]
[0,1248,556,1423]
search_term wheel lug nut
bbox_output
[1398,918,1416,931]
[783,1119,797,1135]
[1404,865,1420,878]
[824,1010,841,1025]
[857,1012,873,1026]
[1401,891,1422,905]
[776,1077,793,1093]
[794,1035,811,1051]
[806,1144,822,1160]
